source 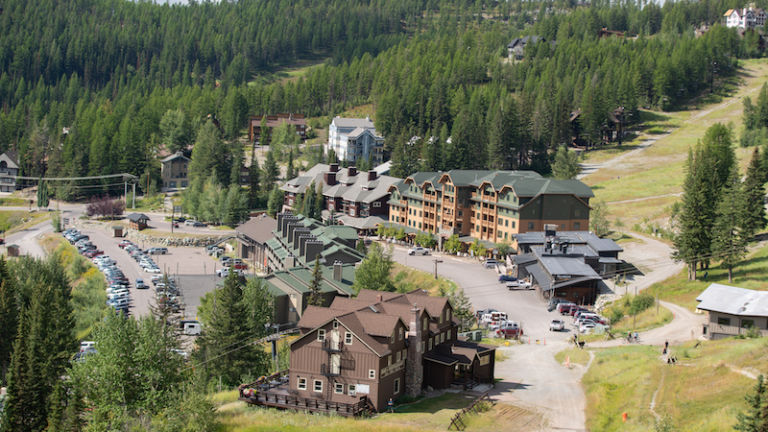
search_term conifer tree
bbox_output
[286,149,295,180]
[741,148,767,239]
[734,374,766,432]
[711,168,748,282]
[248,157,261,209]
[302,182,316,219]
[314,181,324,220]
[551,145,581,179]
[674,148,710,279]
[262,150,279,188]
[308,257,324,306]
[0,258,17,384]
[195,272,269,387]
[267,186,284,218]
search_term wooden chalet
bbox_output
[240,289,495,414]
[126,213,150,230]
[248,113,307,143]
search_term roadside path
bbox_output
[576,134,669,180]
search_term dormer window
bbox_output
[317,329,326,342]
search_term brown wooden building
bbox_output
[235,214,277,272]
[126,213,150,230]
[248,113,307,143]
[242,289,495,413]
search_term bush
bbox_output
[629,293,655,315]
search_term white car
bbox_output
[550,319,565,331]
[408,247,429,256]
[145,267,161,273]
[579,322,596,334]
[217,267,242,277]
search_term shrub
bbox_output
[629,293,655,315]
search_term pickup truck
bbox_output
[496,321,524,339]
[506,280,533,290]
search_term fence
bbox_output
[447,391,494,431]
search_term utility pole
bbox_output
[132,183,136,209]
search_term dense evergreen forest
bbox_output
[0,0,764,195]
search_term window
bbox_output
[399,327,404,340]
[396,351,401,362]
[394,378,401,394]
[368,369,376,379]
[317,329,326,342]
[422,318,428,331]
[428,338,433,350]
[717,317,731,326]
[298,378,307,390]
[388,355,392,366]
[349,384,357,396]
[313,380,323,393]
[574,222,581,230]
[512,221,516,228]
[333,321,339,329]
[335,383,344,394]
[741,319,755,328]
[345,332,353,345]
[420,341,425,352]
[528,222,535,230]
[373,202,381,207]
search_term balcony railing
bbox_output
[320,363,341,377]
[322,339,343,353]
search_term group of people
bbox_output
[662,340,677,364]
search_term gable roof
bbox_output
[236,215,277,244]
[161,151,190,163]
[126,213,150,223]
[332,117,375,130]
[0,152,19,169]
[696,284,768,317]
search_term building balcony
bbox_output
[322,339,343,353]
[320,363,341,377]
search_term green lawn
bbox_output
[580,59,768,227]
[584,338,768,432]
[0,196,28,206]
[391,262,458,296]
[646,243,768,312]
[0,210,50,234]
[214,390,538,432]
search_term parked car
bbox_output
[192,221,206,227]
[79,341,96,352]
[184,220,197,226]
[498,274,517,282]
[135,278,147,289]
[118,240,134,249]
[579,322,597,334]
[181,320,202,336]
[217,267,243,277]
[408,246,429,256]
[482,259,499,269]
[496,321,524,339]
[550,319,565,331]
[146,247,168,255]
[557,302,576,315]
[145,266,161,274]
[480,311,507,327]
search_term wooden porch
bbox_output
[238,371,372,417]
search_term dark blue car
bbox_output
[498,274,517,282]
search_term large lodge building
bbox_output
[387,170,594,244]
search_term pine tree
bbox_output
[3,312,34,432]
[195,272,269,387]
[742,148,767,239]
[302,182,315,218]
[314,182,324,220]
[735,374,766,432]
[308,257,324,306]
[286,149,295,180]
[711,168,748,282]
[551,145,581,179]
[0,258,18,385]
[267,186,284,218]
[248,157,261,209]
[353,243,395,293]
[262,150,279,188]
[449,288,474,331]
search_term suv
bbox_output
[498,274,517,282]
[408,246,429,256]
[135,278,147,289]
[483,259,499,269]
[550,319,565,331]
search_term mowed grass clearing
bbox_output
[584,337,768,432]
[581,59,768,227]
[646,242,768,312]
[214,391,542,432]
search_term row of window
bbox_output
[298,379,401,396]
[317,328,355,345]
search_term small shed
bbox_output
[112,225,124,238]
[127,213,150,230]
[6,244,20,257]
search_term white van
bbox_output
[181,320,202,336]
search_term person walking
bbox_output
[388,397,394,413]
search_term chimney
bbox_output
[348,166,357,177]
[368,170,377,181]
[285,255,295,268]
[333,260,343,281]
[406,304,424,397]
[544,224,557,238]
[329,163,339,173]
[305,240,324,263]
[324,171,337,186]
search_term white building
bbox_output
[724,7,766,29]
[325,117,384,165]
[697,283,768,340]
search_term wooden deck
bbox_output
[239,371,371,417]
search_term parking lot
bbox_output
[390,244,575,342]
[76,223,224,317]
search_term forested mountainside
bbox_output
[0,0,763,194]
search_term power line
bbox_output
[0,173,138,182]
